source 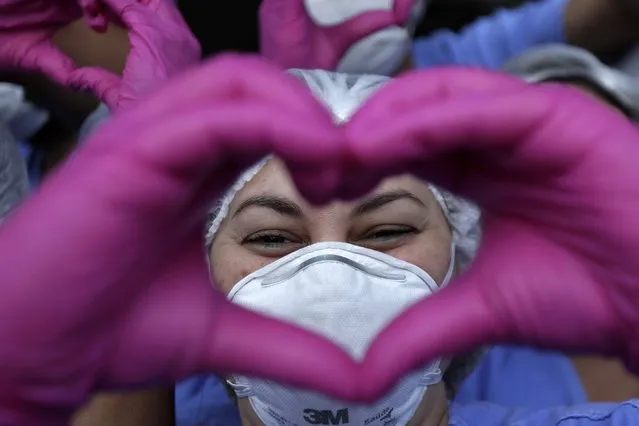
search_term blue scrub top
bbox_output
[174,345,590,424]
[449,401,639,426]
[174,373,638,426]
[175,374,241,425]
[412,0,567,70]
[455,345,587,408]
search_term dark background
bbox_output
[177,0,530,57]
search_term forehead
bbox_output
[232,158,434,206]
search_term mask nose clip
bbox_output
[261,253,407,286]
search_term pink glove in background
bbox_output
[259,0,406,72]
[69,0,201,112]
[341,69,639,396]
[0,56,354,425]
[0,0,101,84]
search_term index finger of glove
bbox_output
[346,86,604,200]
[67,66,120,109]
[349,68,528,128]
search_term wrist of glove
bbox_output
[503,44,639,121]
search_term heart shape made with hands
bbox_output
[3,55,639,421]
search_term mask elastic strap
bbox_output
[440,244,456,288]
[418,360,443,386]
[226,377,254,398]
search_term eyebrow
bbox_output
[232,194,304,218]
[351,190,426,217]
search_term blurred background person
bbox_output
[0,83,37,221]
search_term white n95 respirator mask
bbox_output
[227,241,453,426]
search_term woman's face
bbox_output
[210,158,454,426]
[210,158,452,293]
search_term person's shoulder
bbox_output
[450,400,639,426]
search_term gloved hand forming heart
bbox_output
[68,0,201,112]
[3,55,639,425]
[341,68,639,396]
[0,56,352,425]
[259,0,419,74]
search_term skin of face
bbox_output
[209,158,453,426]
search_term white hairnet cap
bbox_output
[287,69,390,123]
[504,44,639,121]
[206,70,481,271]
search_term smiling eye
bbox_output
[242,231,304,257]
[355,225,418,251]
[364,226,417,240]
[245,233,290,247]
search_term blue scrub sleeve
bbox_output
[175,375,241,426]
[455,345,587,408]
[412,0,568,70]
[450,400,639,426]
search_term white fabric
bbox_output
[336,27,412,76]
[0,83,46,221]
[0,84,49,143]
[305,0,393,26]
[303,0,429,75]
[288,69,390,122]
[227,241,451,426]
[304,0,428,29]
[504,44,639,120]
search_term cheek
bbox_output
[210,248,274,295]
[392,230,452,285]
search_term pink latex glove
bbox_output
[340,68,639,396]
[0,0,104,84]
[259,0,409,72]
[69,0,201,112]
[0,56,355,425]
